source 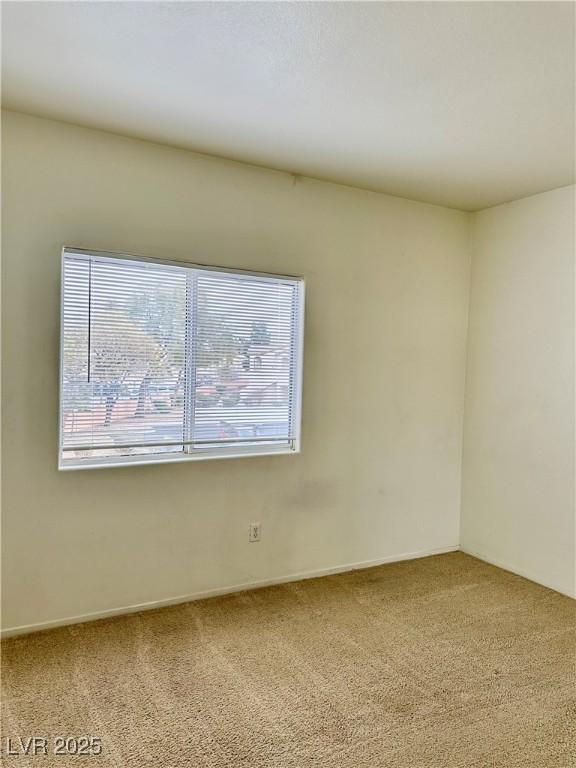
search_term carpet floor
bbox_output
[1,552,575,767]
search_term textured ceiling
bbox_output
[2,1,574,211]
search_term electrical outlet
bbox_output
[249,522,261,543]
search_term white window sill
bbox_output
[59,443,300,471]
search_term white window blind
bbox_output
[59,248,304,469]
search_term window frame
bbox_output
[58,247,305,470]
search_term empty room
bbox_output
[1,2,574,766]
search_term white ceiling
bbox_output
[2,2,574,211]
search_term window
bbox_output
[59,248,304,469]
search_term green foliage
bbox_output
[250,320,271,346]
[90,310,167,384]
[196,287,243,370]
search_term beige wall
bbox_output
[1,111,471,632]
[461,186,575,597]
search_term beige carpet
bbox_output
[1,552,575,767]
